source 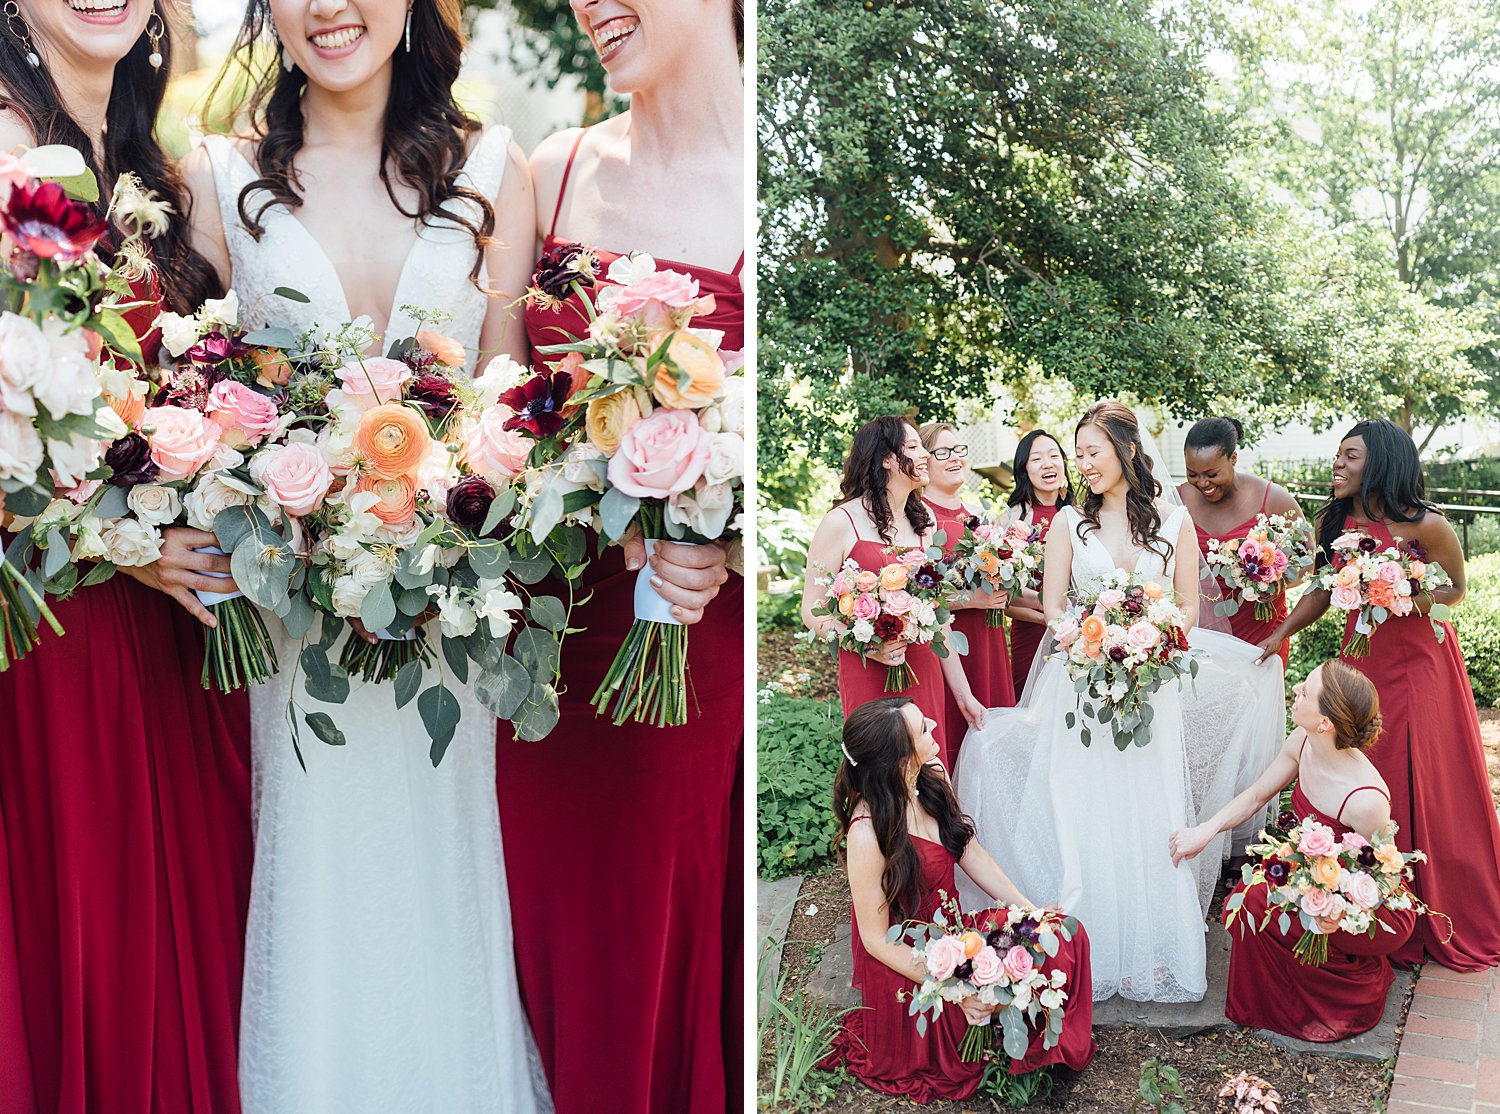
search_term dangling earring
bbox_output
[3,2,39,68]
[145,9,164,70]
[404,0,413,52]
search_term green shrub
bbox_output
[757,691,842,878]
[1454,553,1500,707]
[758,588,803,634]
[1285,596,1344,693]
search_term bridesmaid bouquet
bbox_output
[1225,812,1428,966]
[810,550,959,692]
[0,150,167,668]
[511,249,745,727]
[944,518,1043,628]
[892,894,1077,1061]
[1050,570,1201,750]
[1317,531,1454,657]
[1201,513,1313,621]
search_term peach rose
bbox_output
[250,441,334,518]
[879,563,909,591]
[1329,584,1363,611]
[1374,844,1405,875]
[355,472,418,526]
[1297,824,1338,857]
[1052,614,1080,646]
[461,407,530,483]
[337,356,411,409]
[606,408,711,499]
[882,589,913,616]
[143,406,222,482]
[1375,561,1403,584]
[206,380,279,449]
[1343,871,1382,911]
[1126,620,1161,651]
[1336,564,1361,588]
[970,945,1004,987]
[1408,559,1427,579]
[959,931,985,959]
[606,268,703,328]
[415,328,466,368]
[252,347,295,389]
[854,570,879,593]
[924,934,966,981]
[354,403,430,479]
[1097,588,1125,610]
[586,390,643,455]
[1299,886,1337,920]
[1002,945,1034,981]
[1310,856,1344,890]
[650,329,726,410]
[1142,581,1165,600]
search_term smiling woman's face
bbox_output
[271,0,405,93]
[886,423,930,486]
[1074,422,1123,495]
[1332,435,1367,500]
[17,0,153,73]
[571,0,722,94]
[1184,445,1235,503]
[1026,436,1064,496]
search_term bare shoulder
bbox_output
[1266,481,1301,518]
[528,128,584,193]
[1342,785,1392,836]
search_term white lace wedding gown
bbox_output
[956,503,1283,1002]
[200,131,551,1113]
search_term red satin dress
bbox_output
[495,128,744,1114]
[1008,502,1060,698]
[824,818,1096,1102]
[1337,518,1500,970]
[1195,482,1290,666]
[835,510,950,763]
[924,499,1014,772]
[1222,772,1416,1041]
[0,292,253,1113]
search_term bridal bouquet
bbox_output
[1224,811,1428,966]
[1317,531,1453,658]
[511,248,745,727]
[892,893,1077,1062]
[0,150,164,669]
[1202,513,1313,621]
[1050,570,1200,750]
[944,518,1043,628]
[810,549,959,692]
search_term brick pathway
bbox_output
[1387,963,1500,1112]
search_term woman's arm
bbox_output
[1040,514,1073,622]
[938,640,985,730]
[846,822,936,983]
[1168,731,1302,866]
[1268,485,1311,587]
[476,138,536,365]
[1410,512,1466,608]
[958,836,1033,909]
[1173,511,1200,631]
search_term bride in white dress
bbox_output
[183,0,549,1108]
[957,402,1283,1003]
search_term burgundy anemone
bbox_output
[2,181,108,263]
[500,373,573,438]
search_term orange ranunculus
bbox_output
[1310,856,1344,889]
[1260,542,1276,564]
[108,390,145,427]
[838,593,856,618]
[854,570,879,593]
[1367,578,1397,610]
[252,346,296,388]
[959,931,984,959]
[355,472,418,526]
[1081,614,1107,645]
[977,551,1001,576]
[1142,581,1164,600]
[354,403,430,478]
[650,329,726,409]
[415,328,467,369]
[879,563,909,591]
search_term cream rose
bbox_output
[701,432,743,486]
[184,471,257,532]
[665,481,736,538]
[250,441,335,518]
[101,517,164,567]
[0,410,44,483]
[126,483,182,527]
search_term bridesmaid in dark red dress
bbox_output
[1258,420,1500,970]
[1001,431,1072,697]
[918,422,1014,771]
[801,418,987,768]
[0,23,251,1114]
[824,698,1095,1102]
[1171,661,1416,1040]
[1178,417,1303,666]
[495,6,744,1111]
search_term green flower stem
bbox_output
[201,598,279,693]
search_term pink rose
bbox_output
[1341,832,1370,851]
[1391,595,1415,616]
[1002,945,1034,982]
[1096,588,1125,610]
[605,269,703,327]
[924,934,967,981]
[970,945,1004,987]
[144,405,222,482]
[461,407,530,483]
[1126,620,1161,651]
[1271,549,1289,575]
[855,570,878,593]
[852,592,880,622]
[250,441,334,517]
[1238,539,1260,563]
[336,357,411,409]
[1299,887,1337,921]
[1342,871,1382,911]
[1297,823,1338,857]
[1052,615,1080,647]
[1329,584,1363,611]
[1375,561,1403,584]
[830,571,853,596]
[975,524,997,541]
[882,589,914,616]
[898,548,928,567]
[206,380,279,449]
[607,408,711,499]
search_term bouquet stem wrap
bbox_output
[194,546,278,692]
[592,537,692,727]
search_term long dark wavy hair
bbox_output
[832,698,974,923]
[1315,419,1439,568]
[1074,401,1171,561]
[210,0,495,284]
[0,2,222,312]
[839,416,933,545]
[1007,429,1075,512]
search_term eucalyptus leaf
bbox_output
[513,627,560,678]
[283,591,316,640]
[231,536,294,610]
[599,487,641,541]
[946,629,969,657]
[468,544,511,582]
[528,595,567,632]
[417,684,462,751]
[394,660,423,709]
[240,326,299,348]
[304,711,347,747]
[440,634,469,684]
[474,654,531,720]
[529,483,565,546]
[514,685,560,741]
[480,488,517,537]
[93,484,128,518]
[359,580,398,633]
[272,286,311,303]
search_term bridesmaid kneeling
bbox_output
[823,698,1096,1103]
[1170,661,1416,1042]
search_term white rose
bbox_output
[702,432,743,486]
[34,344,102,420]
[346,548,395,588]
[330,574,371,617]
[717,377,745,433]
[0,312,50,415]
[183,471,256,532]
[851,618,874,643]
[200,290,240,330]
[155,311,202,357]
[126,483,182,527]
[101,517,163,567]
[0,409,44,483]
[46,435,104,490]
[665,481,736,539]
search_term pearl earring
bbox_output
[145,10,164,70]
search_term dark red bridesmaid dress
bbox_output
[1008,502,1059,698]
[1222,772,1416,1041]
[495,128,744,1114]
[0,292,253,1114]
[824,818,1096,1102]
[1336,518,1500,970]
[924,498,1014,771]
[835,514,949,763]
[1195,483,1290,666]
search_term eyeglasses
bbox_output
[930,445,969,461]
